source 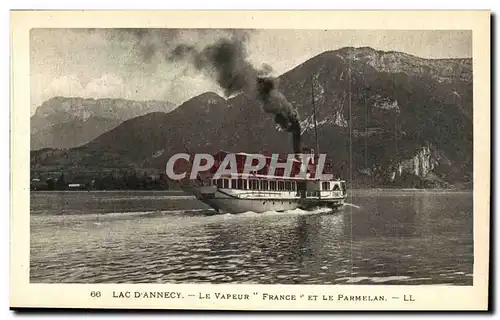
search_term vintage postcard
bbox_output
[10,10,490,310]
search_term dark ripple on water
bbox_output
[30,191,473,285]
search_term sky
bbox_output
[30,29,472,115]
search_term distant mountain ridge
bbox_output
[31,47,473,188]
[30,97,176,150]
[332,47,472,83]
[30,116,123,150]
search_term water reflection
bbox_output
[183,212,347,283]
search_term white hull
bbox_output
[201,197,300,214]
[184,185,345,214]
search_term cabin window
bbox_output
[231,179,237,189]
[216,179,223,188]
[250,179,259,190]
[261,180,269,190]
[243,179,248,190]
[291,181,296,191]
[236,179,243,189]
[333,183,340,191]
[322,182,330,190]
[278,181,284,191]
[223,179,229,188]
[285,181,291,191]
[270,181,277,191]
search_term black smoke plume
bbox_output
[256,77,302,153]
[169,35,302,153]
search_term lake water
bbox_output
[30,190,473,285]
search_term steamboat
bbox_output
[177,150,347,214]
[176,76,347,214]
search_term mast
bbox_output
[311,75,320,157]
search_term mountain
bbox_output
[31,47,473,188]
[30,116,123,150]
[333,46,472,83]
[30,97,176,149]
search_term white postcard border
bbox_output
[10,10,491,310]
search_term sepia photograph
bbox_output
[11,10,490,310]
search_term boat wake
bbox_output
[32,205,351,225]
[344,202,361,209]
[97,195,196,201]
[31,209,216,223]
[234,206,334,217]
